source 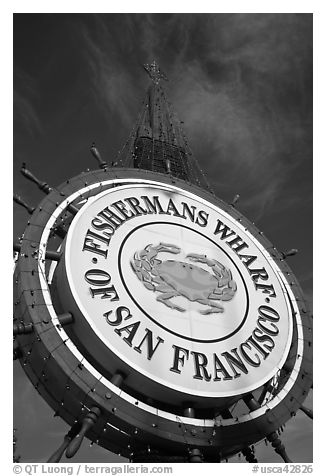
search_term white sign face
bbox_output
[63,182,293,398]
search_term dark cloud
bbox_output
[63,13,312,222]
[164,14,312,219]
[14,67,42,136]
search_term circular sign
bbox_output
[55,182,293,401]
[14,168,312,460]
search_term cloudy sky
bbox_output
[13,13,312,463]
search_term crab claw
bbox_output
[186,253,208,263]
[156,243,181,254]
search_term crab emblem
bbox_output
[130,243,237,314]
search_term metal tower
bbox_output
[115,61,212,190]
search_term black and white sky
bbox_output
[13,12,312,463]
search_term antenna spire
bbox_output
[143,60,168,84]
[115,62,213,192]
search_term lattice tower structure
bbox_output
[115,71,212,192]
